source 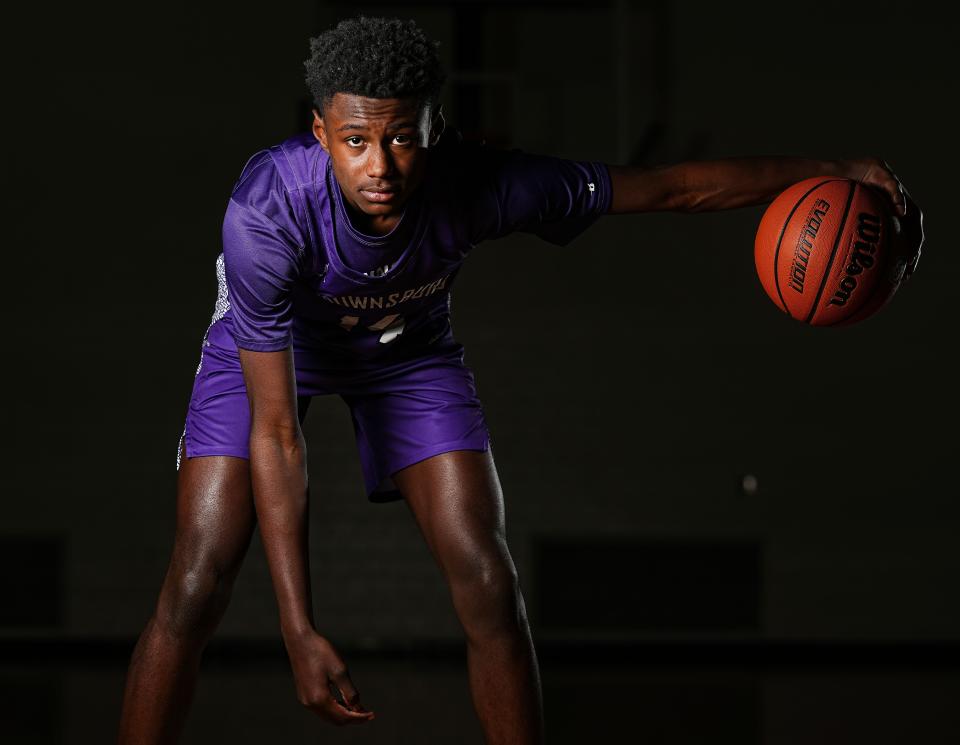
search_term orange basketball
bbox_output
[754,177,906,326]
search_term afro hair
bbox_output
[303,15,446,117]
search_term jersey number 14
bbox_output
[339,313,405,344]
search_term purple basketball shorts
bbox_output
[176,318,490,502]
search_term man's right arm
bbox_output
[237,346,312,639]
[223,155,373,723]
[237,345,375,725]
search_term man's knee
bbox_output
[155,553,238,641]
[448,551,526,640]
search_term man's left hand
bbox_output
[845,156,924,281]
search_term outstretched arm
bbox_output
[606,154,923,274]
[606,155,908,217]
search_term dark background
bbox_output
[5,1,958,743]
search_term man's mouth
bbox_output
[361,187,398,203]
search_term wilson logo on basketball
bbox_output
[787,198,830,294]
[828,212,881,307]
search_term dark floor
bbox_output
[3,641,959,744]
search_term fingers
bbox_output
[880,158,907,218]
[297,668,375,725]
[288,632,377,726]
[847,157,921,280]
[894,180,907,217]
[901,191,924,279]
[315,667,375,725]
[886,179,923,281]
[307,687,376,726]
[329,670,372,715]
[311,703,376,726]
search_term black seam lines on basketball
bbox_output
[773,179,845,318]
[805,180,857,325]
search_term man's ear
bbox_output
[429,106,446,146]
[311,108,328,151]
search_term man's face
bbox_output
[312,92,443,233]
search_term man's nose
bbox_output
[366,142,394,179]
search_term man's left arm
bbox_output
[607,155,923,275]
[607,156,910,214]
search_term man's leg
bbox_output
[392,449,544,745]
[117,443,256,745]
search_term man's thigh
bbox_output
[391,449,510,580]
[172,439,257,579]
[336,347,490,503]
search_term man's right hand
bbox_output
[284,630,376,725]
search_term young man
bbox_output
[117,15,923,745]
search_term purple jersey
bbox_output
[218,128,612,363]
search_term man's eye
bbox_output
[394,135,411,145]
[346,136,363,146]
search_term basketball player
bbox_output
[117,15,923,745]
